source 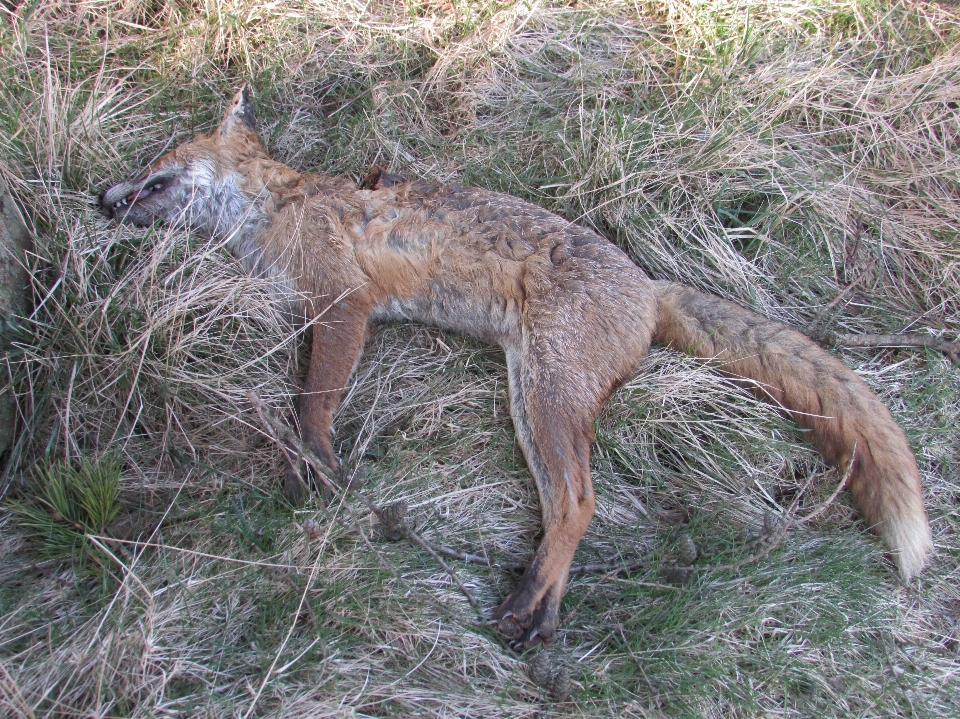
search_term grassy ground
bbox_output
[1,1,959,716]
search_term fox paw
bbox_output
[494,585,561,650]
[283,466,308,504]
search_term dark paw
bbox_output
[306,442,340,486]
[495,610,527,640]
[495,589,560,650]
[283,466,308,504]
[513,625,548,651]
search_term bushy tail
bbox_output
[652,281,932,579]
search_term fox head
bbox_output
[100,87,269,234]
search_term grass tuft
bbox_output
[9,456,121,561]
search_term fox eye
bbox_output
[151,182,164,192]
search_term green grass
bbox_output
[8,456,121,563]
[0,1,958,717]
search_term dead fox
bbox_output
[101,88,932,648]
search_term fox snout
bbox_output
[100,175,171,226]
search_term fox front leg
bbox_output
[284,299,371,501]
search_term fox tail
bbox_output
[652,281,932,579]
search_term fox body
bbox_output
[102,89,932,647]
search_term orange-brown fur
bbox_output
[102,88,932,648]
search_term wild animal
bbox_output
[101,88,932,648]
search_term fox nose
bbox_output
[98,190,116,218]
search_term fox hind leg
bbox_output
[495,345,601,648]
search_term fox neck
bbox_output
[191,159,291,270]
[194,158,304,320]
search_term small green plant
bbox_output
[9,456,122,562]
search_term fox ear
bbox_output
[219,85,257,139]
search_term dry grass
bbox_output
[0,1,958,717]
